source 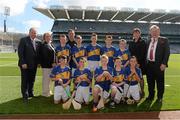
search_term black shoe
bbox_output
[110,101,115,108]
[156,98,162,103]
[145,97,154,101]
[23,97,28,103]
[29,93,34,98]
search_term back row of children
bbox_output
[49,32,144,112]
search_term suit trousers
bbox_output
[146,61,165,99]
[20,67,37,98]
[42,68,53,97]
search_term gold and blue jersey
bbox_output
[113,68,125,83]
[124,66,142,85]
[86,44,102,61]
[73,68,92,87]
[102,46,116,68]
[71,46,86,68]
[115,48,131,66]
[50,65,71,86]
[94,66,113,92]
[55,45,71,57]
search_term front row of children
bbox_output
[50,54,143,112]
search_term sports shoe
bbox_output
[110,101,115,108]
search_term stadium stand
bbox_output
[1,6,180,53]
[0,32,42,53]
[34,6,179,53]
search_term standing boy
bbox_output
[102,35,116,68]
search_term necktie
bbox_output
[32,40,36,51]
[149,39,155,60]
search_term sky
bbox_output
[0,0,180,34]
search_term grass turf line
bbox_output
[0,53,180,114]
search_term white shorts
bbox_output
[111,85,124,103]
[123,83,140,101]
[74,86,90,103]
[54,85,70,102]
[95,84,110,100]
[87,61,99,72]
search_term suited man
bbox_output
[40,32,56,97]
[146,25,170,102]
[18,28,41,102]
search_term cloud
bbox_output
[23,20,41,29]
[32,0,51,8]
[0,0,28,16]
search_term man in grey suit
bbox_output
[146,25,170,103]
[18,28,41,102]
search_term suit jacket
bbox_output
[147,36,170,66]
[18,36,41,69]
[40,41,55,68]
[129,37,147,74]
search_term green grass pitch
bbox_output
[0,53,180,114]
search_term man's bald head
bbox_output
[29,28,37,40]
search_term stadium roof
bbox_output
[34,6,180,23]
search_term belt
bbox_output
[147,60,155,64]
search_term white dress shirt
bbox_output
[147,38,158,61]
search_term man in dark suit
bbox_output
[146,25,170,103]
[18,28,41,102]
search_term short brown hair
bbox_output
[58,55,67,61]
[59,34,67,38]
[133,28,141,34]
[91,33,97,37]
[68,29,75,33]
[105,35,112,40]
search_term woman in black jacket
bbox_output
[40,32,56,97]
[129,28,147,98]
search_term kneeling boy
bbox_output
[123,56,142,104]
[73,57,92,105]
[93,55,113,112]
[50,55,71,104]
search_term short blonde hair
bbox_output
[101,54,109,61]
[105,35,113,40]
[119,39,127,44]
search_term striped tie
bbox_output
[149,39,155,60]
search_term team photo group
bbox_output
[17,24,170,112]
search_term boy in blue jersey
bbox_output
[55,34,71,65]
[50,55,71,104]
[71,35,86,69]
[73,57,92,105]
[110,57,125,108]
[102,35,116,68]
[86,33,102,72]
[92,55,113,112]
[123,56,142,104]
[115,39,131,68]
